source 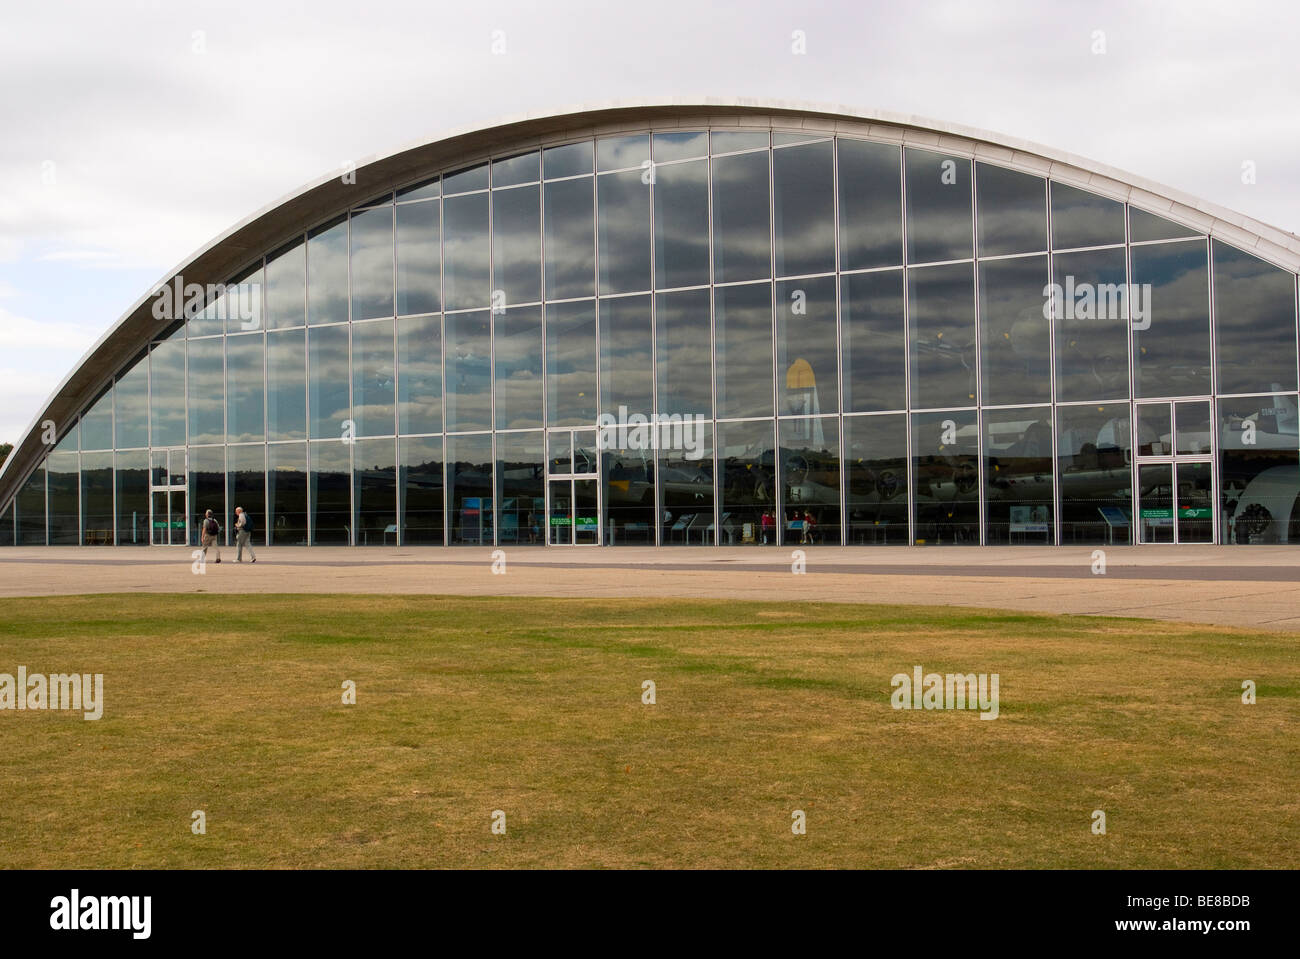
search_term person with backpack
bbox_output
[234,506,257,564]
[200,509,222,564]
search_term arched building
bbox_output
[2,100,1298,548]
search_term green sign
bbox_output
[1179,507,1211,519]
[1140,508,1172,520]
[550,517,572,526]
[576,516,598,528]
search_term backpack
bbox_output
[203,517,219,536]
[241,513,254,534]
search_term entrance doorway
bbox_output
[150,448,188,545]
[546,429,600,545]
[1134,401,1215,544]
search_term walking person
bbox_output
[200,509,222,564]
[234,506,257,564]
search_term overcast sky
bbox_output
[2,0,1298,443]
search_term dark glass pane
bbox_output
[1176,460,1213,543]
[266,239,306,329]
[308,441,350,545]
[1131,241,1211,398]
[497,431,544,545]
[267,328,307,441]
[495,305,543,430]
[268,443,307,545]
[843,270,906,412]
[656,288,712,417]
[445,311,491,431]
[544,176,595,301]
[188,446,225,547]
[601,423,656,546]
[115,450,149,545]
[0,505,10,548]
[653,159,709,289]
[1136,403,1171,456]
[227,444,265,548]
[447,433,494,544]
[226,333,265,443]
[1050,182,1124,250]
[597,135,648,172]
[544,141,593,180]
[1213,241,1298,395]
[711,131,767,154]
[712,150,771,284]
[492,184,541,307]
[80,386,114,451]
[546,300,597,427]
[397,314,442,435]
[396,200,441,316]
[1130,207,1200,243]
[1057,404,1132,545]
[187,336,225,445]
[908,263,977,408]
[984,407,1055,544]
[443,192,490,311]
[718,419,775,546]
[599,294,653,418]
[400,435,444,545]
[1175,401,1212,455]
[976,163,1047,257]
[1053,247,1130,401]
[905,149,972,264]
[1138,462,1175,543]
[397,177,439,202]
[653,131,707,162]
[776,276,837,417]
[845,413,908,543]
[354,437,397,546]
[150,338,186,447]
[353,319,395,437]
[308,218,348,326]
[779,417,840,545]
[837,138,903,271]
[714,281,773,419]
[114,354,149,449]
[597,171,651,295]
[1219,394,1300,544]
[979,254,1050,406]
[47,452,79,545]
[308,324,350,440]
[773,140,834,278]
[911,409,979,544]
[659,421,713,545]
[54,423,78,455]
[772,132,823,147]
[15,463,45,545]
[443,163,488,195]
[350,206,394,321]
[492,151,539,188]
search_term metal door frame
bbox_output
[1133,399,1217,544]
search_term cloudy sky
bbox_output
[1,0,1297,443]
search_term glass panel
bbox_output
[772,132,824,147]
[548,430,572,475]
[653,131,707,162]
[837,139,903,272]
[226,333,265,443]
[1138,462,1174,543]
[979,255,1050,406]
[187,283,225,338]
[115,450,149,546]
[574,478,599,544]
[399,435,445,545]
[492,151,539,188]
[544,141,592,180]
[267,328,307,441]
[80,386,114,451]
[1176,461,1213,543]
[444,163,488,195]
[573,430,598,475]
[772,140,834,278]
[656,288,712,418]
[548,478,571,545]
[1137,403,1172,456]
[845,413,908,544]
[716,419,775,546]
[779,417,840,545]
[1050,182,1124,251]
[597,170,651,295]
[905,149,972,264]
[1219,395,1300,544]
[546,300,597,427]
[1132,241,1211,398]
[0,504,10,548]
[350,206,394,321]
[15,463,45,545]
[599,294,653,418]
[188,446,225,548]
[47,452,79,545]
[187,335,225,445]
[268,443,307,545]
[447,433,493,544]
[1213,241,1298,395]
[712,150,771,284]
[150,338,186,447]
[912,410,979,544]
[397,177,439,202]
[776,275,836,418]
[908,263,977,409]
[1052,247,1130,402]
[653,159,709,290]
[266,239,306,329]
[842,270,905,413]
[443,192,490,311]
[544,176,595,301]
[227,265,263,335]
[308,324,350,440]
[715,281,773,419]
[497,431,544,545]
[114,354,149,449]
[168,490,187,546]
[600,414,656,545]
[309,440,351,545]
[983,407,1054,545]
[659,421,713,545]
[1057,404,1132,544]
[1130,207,1200,243]
[444,311,491,432]
[495,305,543,430]
[149,489,166,545]
[1175,401,1212,455]
[597,135,648,172]
[492,183,541,308]
[353,318,395,437]
[397,314,442,435]
[396,199,441,316]
[354,437,396,546]
[975,163,1047,257]
[307,218,348,325]
[227,444,265,548]
[710,131,768,154]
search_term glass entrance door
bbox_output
[1135,401,1215,544]
[150,448,188,545]
[545,429,600,545]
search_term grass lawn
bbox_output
[0,594,1295,869]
